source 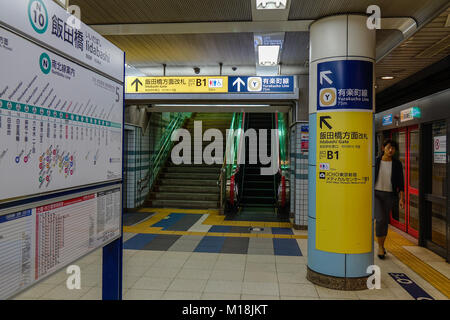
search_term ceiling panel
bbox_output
[280,32,310,65]
[70,0,253,24]
[289,0,449,25]
[376,6,450,93]
[105,33,255,66]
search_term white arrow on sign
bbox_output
[320,70,333,85]
[233,77,246,92]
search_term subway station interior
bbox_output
[1,0,450,303]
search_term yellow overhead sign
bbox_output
[126,76,228,93]
[316,111,373,254]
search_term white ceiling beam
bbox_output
[91,20,313,36]
[381,17,417,39]
[91,18,418,37]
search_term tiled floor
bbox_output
[10,235,449,300]
[9,208,450,301]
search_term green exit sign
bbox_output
[400,107,421,122]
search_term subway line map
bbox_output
[0,27,123,201]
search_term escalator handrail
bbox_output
[219,112,244,208]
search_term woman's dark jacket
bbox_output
[375,157,405,194]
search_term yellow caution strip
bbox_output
[385,230,450,299]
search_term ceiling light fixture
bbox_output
[256,0,287,10]
[380,76,395,80]
[258,45,280,66]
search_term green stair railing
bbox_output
[145,112,192,193]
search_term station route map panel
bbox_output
[0,26,123,201]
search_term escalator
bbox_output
[222,112,289,222]
[238,113,279,221]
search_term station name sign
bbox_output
[125,76,295,94]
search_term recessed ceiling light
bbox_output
[380,76,395,80]
[258,45,280,66]
[256,0,287,10]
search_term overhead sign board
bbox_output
[126,76,228,93]
[228,76,294,93]
[0,0,124,81]
[400,107,421,122]
[126,76,295,94]
[317,60,373,111]
[382,114,393,126]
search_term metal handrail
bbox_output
[147,112,191,191]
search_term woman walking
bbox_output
[374,139,405,259]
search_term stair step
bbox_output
[167,163,222,168]
[165,166,221,174]
[159,178,218,186]
[150,192,219,201]
[157,185,218,193]
[162,172,219,179]
[147,199,218,209]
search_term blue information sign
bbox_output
[382,114,393,126]
[317,60,373,110]
[228,76,294,93]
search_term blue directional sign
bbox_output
[382,114,393,126]
[228,76,294,93]
[317,60,373,111]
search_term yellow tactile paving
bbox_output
[384,231,450,299]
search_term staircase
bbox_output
[146,113,233,209]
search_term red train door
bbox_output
[390,125,420,238]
